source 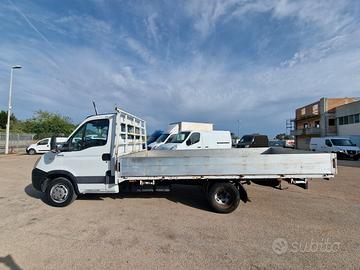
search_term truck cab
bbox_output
[157,131,231,150]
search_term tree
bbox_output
[0,110,18,130]
[21,110,76,139]
[275,133,293,140]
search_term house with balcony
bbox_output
[291,97,357,150]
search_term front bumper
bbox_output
[337,152,360,160]
[32,168,47,191]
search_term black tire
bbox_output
[44,177,77,207]
[304,181,309,189]
[28,149,36,155]
[207,182,240,214]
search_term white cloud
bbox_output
[1,0,360,135]
[124,37,157,65]
[145,13,160,42]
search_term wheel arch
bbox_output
[46,170,80,194]
[205,180,249,203]
[28,148,36,154]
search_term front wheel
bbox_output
[45,177,77,207]
[207,182,240,214]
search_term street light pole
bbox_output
[237,120,240,138]
[5,65,22,154]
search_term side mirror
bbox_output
[50,136,58,152]
[186,139,191,146]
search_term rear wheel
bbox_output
[45,177,77,207]
[207,182,240,214]
[28,149,36,155]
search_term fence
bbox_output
[0,132,35,154]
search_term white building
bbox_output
[336,100,360,145]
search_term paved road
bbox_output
[0,155,359,270]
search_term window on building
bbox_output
[315,121,320,128]
[355,114,360,123]
[339,117,344,125]
[349,115,354,124]
[301,108,306,115]
[303,123,308,128]
[312,104,319,115]
[344,116,349,125]
[328,119,335,126]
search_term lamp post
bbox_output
[237,119,240,138]
[5,65,22,154]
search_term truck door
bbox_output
[36,138,50,152]
[325,139,333,152]
[185,132,202,149]
[58,117,113,192]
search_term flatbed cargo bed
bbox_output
[118,148,337,181]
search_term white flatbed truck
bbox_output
[32,108,337,213]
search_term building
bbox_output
[335,100,360,146]
[291,97,357,149]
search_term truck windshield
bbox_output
[331,139,355,146]
[240,136,253,143]
[168,132,190,144]
[156,133,169,143]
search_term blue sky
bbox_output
[1,0,360,136]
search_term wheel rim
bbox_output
[50,184,69,203]
[214,188,233,206]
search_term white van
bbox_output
[148,133,175,150]
[26,137,67,155]
[148,122,214,150]
[157,131,231,150]
[310,137,360,160]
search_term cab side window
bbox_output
[38,139,49,145]
[68,119,109,151]
[187,132,200,145]
[325,139,332,147]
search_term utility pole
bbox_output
[237,119,240,138]
[5,65,22,154]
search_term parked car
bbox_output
[269,140,285,147]
[148,132,172,150]
[26,137,67,155]
[310,137,360,160]
[157,131,232,150]
[284,139,295,148]
[146,130,163,146]
[237,134,269,148]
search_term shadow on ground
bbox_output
[24,184,211,212]
[24,184,43,200]
[78,185,211,212]
[338,160,360,168]
[0,255,23,270]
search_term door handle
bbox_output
[102,153,111,161]
[197,146,201,148]
[57,154,64,157]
